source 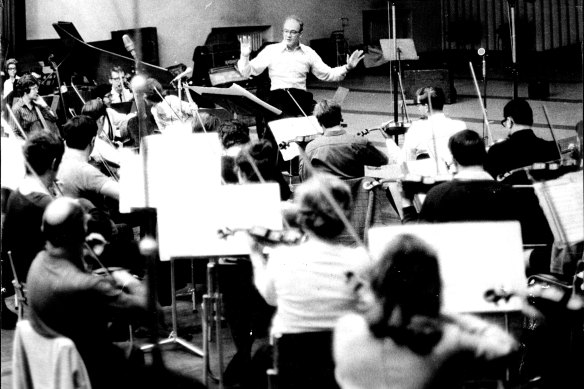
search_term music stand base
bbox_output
[140,333,204,357]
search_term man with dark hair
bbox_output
[300,99,388,181]
[400,129,553,253]
[2,131,65,285]
[238,15,364,118]
[3,58,19,98]
[57,115,120,206]
[485,98,559,183]
[108,66,133,103]
[11,74,59,137]
[235,139,291,201]
[402,86,465,173]
[218,119,251,156]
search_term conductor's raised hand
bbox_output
[346,49,365,70]
[239,35,252,58]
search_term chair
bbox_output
[336,177,401,246]
[268,331,339,389]
[12,320,92,389]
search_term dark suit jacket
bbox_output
[484,129,559,184]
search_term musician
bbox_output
[485,98,560,184]
[81,98,134,143]
[125,77,162,148]
[11,74,59,138]
[235,139,292,201]
[249,173,370,333]
[3,58,19,98]
[334,234,518,389]
[2,131,64,296]
[57,115,120,207]
[237,15,364,118]
[108,66,133,103]
[399,130,553,253]
[299,99,388,181]
[401,86,465,173]
[25,197,148,389]
[401,129,516,223]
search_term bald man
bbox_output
[26,197,147,389]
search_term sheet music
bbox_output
[369,222,527,313]
[0,137,25,190]
[268,116,322,161]
[156,183,283,260]
[533,171,584,245]
[187,84,282,115]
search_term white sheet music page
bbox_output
[268,116,322,161]
[368,222,527,314]
[533,171,584,245]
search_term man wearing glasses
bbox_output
[108,66,133,104]
[11,74,59,138]
[3,58,20,98]
[237,15,364,119]
[484,98,560,183]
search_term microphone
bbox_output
[477,48,486,80]
[171,67,193,82]
[122,34,137,60]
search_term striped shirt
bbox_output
[11,98,59,138]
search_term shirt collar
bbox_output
[454,168,493,180]
[278,41,305,53]
[323,127,346,136]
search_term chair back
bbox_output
[336,177,401,246]
[12,320,92,389]
[269,331,339,389]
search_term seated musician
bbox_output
[334,234,518,389]
[25,197,148,389]
[1,131,64,320]
[401,86,465,173]
[235,139,292,201]
[218,119,251,183]
[125,78,163,148]
[299,99,388,181]
[245,174,371,387]
[401,129,517,223]
[57,115,120,206]
[108,66,133,104]
[11,74,59,138]
[485,98,560,184]
[400,129,554,274]
[81,97,135,146]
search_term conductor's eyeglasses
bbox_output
[283,29,300,36]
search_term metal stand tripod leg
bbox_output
[203,258,224,389]
[141,258,204,357]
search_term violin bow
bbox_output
[469,61,494,146]
[541,105,563,161]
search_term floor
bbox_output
[1,60,582,388]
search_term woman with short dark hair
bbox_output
[334,234,518,389]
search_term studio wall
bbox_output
[25,0,366,68]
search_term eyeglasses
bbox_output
[8,67,16,70]
[283,29,300,36]
[500,118,508,127]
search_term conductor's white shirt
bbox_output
[237,42,349,91]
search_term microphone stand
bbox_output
[508,0,519,99]
[48,55,70,120]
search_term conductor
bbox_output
[237,15,364,119]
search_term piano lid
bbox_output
[52,22,172,86]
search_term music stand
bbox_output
[187,84,281,119]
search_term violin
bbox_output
[217,226,305,246]
[278,135,321,150]
[357,121,410,138]
[497,159,580,183]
